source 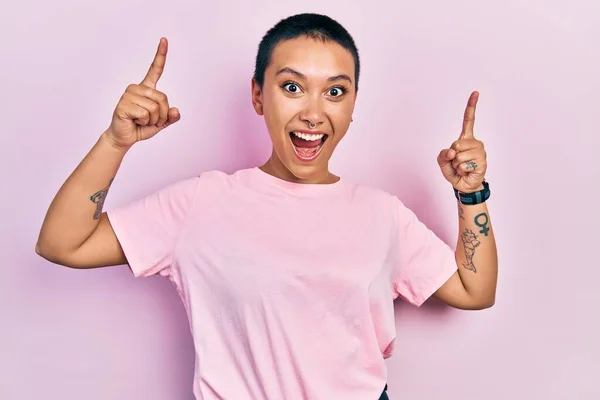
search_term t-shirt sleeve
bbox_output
[390,196,458,307]
[106,176,200,278]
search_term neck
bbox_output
[260,150,339,185]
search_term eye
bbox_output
[327,86,346,97]
[283,82,301,93]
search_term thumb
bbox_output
[142,107,181,137]
[437,148,458,181]
[166,107,181,123]
[437,148,455,166]
[158,107,181,129]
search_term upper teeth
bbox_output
[293,132,324,141]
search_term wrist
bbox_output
[457,184,485,193]
[100,129,133,153]
[454,181,490,205]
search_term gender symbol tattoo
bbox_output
[90,178,114,220]
[474,212,490,236]
[460,229,481,273]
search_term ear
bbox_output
[251,78,264,116]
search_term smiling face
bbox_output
[251,36,357,184]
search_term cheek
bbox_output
[263,91,297,128]
[327,103,353,132]
[331,98,353,116]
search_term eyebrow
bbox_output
[275,67,353,85]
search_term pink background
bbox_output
[2,0,598,399]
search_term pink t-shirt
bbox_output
[107,167,457,399]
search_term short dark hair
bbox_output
[253,13,361,90]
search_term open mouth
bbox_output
[289,131,329,162]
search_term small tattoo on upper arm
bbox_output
[460,229,481,272]
[458,206,465,220]
[90,178,114,220]
[474,212,489,236]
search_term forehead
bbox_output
[267,36,355,80]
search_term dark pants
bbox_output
[378,384,389,400]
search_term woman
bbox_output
[35,13,498,400]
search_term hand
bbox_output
[437,91,487,193]
[105,37,181,149]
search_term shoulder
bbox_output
[340,179,419,226]
[342,180,404,208]
[195,167,255,190]
[178,168,266,203]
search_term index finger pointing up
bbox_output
[141,37,168,88]
[460,91,479,139]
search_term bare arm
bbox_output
[455,200,497,303]
[433,199,497,310]
[35,37,180,269]
[433,92,498,309]
[35,131,129,268]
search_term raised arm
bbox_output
[35,37,181,269]
[433,92,498,309]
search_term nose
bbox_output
[299,95,325,129]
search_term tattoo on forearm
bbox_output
[90,178,114,220]
[465,161,477,170]
[460,229,481,272]
[458,206,465,220]
[474,212,490,236]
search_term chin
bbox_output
[286,160,326,181]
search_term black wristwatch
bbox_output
[454,181,490,205]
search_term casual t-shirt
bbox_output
[106,167,458,400]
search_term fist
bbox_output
[437,91,487,193]
[106,38,181,149]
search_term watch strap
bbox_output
[454,181,490,205]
